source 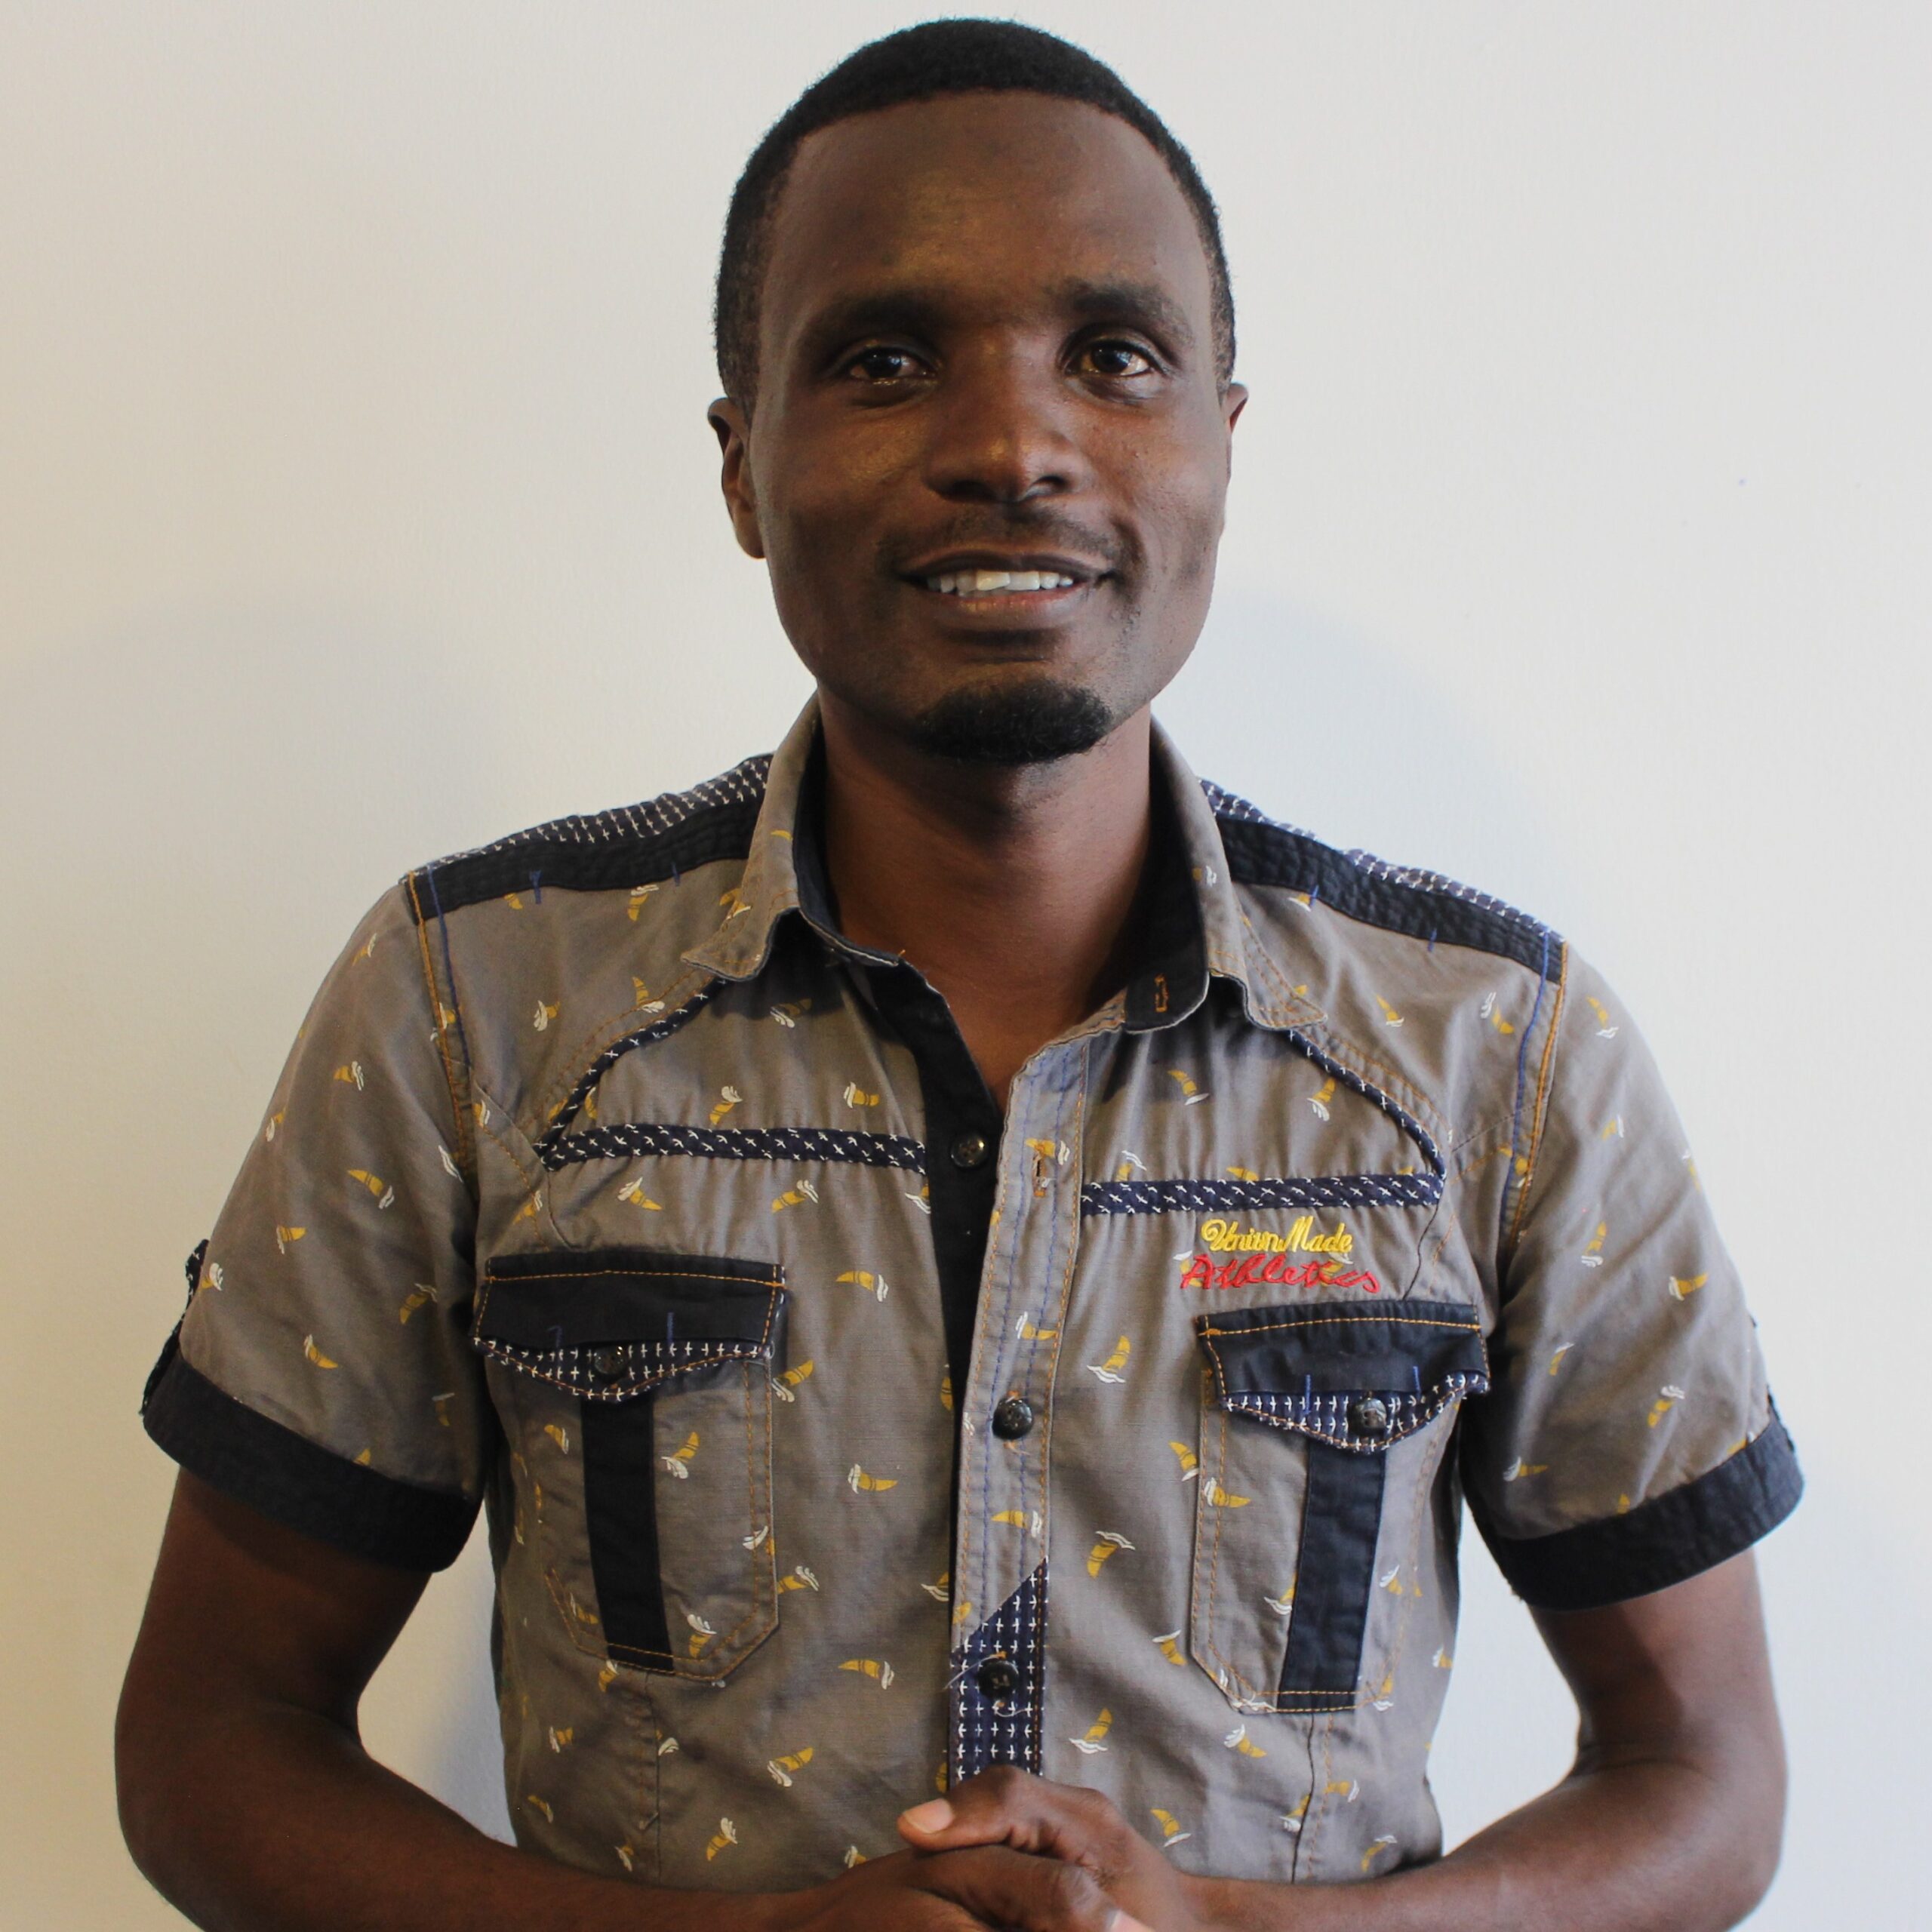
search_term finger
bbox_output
[908,1843,1149,1932]
[903,1768,1135,1873]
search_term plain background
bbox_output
[3,4,1927,1925]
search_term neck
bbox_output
[816,691,1157,1105]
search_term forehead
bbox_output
[761,92,1214,348]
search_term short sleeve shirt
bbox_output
[143,697,1800,1889]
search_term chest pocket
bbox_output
[1187,1300,1487,1715]
[475,1247,786,1681]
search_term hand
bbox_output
[898,1768,1195,1932]
[770,1842,1140,1931]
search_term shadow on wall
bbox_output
[1163,586,1580,934]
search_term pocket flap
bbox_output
[475,1247,785,1398]
[1196,1299,1487,1451]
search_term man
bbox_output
[118,20,1800,1931]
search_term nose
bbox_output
[919,351,1093,506]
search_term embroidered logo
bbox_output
[1178,1251,1382,1295]
[1198,1215,1353,1256]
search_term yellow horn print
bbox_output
[838,1659,895,1688]
[1376,995,1404,1028]
[842,1082,880,1108]
[766,1746,814,1786]
[546,1726,574,1752]
[510,1190,543,1224]
[1647,1386,1686,1428]
[939,1374,953,1411]
[1361,1835,1398,1875]
[303,1334,339,1369]
[1309,1076,1336,1121]
[848,1466,897,1493]
[1167,1069,1211,1106]
[1152,1629,1186,1666]
[1225,1164,1260,1182]
[703,1820,737,1860]
[687,1613,716,1657]
[632,977,666,1013]
[661,1431,699,1478]
[543,1423,571,1455]
[617,1178,663,1210]
[1087,1336,1131,1384]
[347,1168,396,1209]
[1669,1272,1709,1301]
[991,1509,1030,1528]
[1168,1441,1199,1480]
[772,1360,815,1401]
[709,1085,743,1127]
[532,1000,558,1032]
[1150,1808,1192,1847]
[1014,1313,1057,1341]
[771,1180,820,1214]
[835,1270,889,1302]
[842,1845,866,1869]
[626,883,659,921]
[597,1660,620,1691]
[525,1795,555,1825]
[274,1224,306,1254]
[777,1565,820,1593]
[1586,996,1618,1037]
[1069,1709,1112,1755]
[1580,1221,1607,1266]
[1204,1478,1252,1508]
[1086,1531,1135,1577]
[1223,1724,1268,1759]
[921,1574,949,1601]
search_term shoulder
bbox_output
[1203,778,1561,982]
[399,753,773,924]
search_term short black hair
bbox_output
[714,18,1235,410]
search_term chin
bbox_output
[907,681,1118,767]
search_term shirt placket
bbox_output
[949,1035,1089,1782]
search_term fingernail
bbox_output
[900,1799,955,1832]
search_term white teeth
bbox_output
[923,569,1078,595]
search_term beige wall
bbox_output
[3,5,1925,1925]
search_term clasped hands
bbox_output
[784,1766,1206,1931]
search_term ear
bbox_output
[708,398,766,560]
[1222,381,1248,435]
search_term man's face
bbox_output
[712,92,1244,766]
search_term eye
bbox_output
[1076,339,1158,380]
[842,346,930,384]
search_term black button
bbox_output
[950,1132,991,1170]
[992,1397,1035,1440]
[1347,1395,1391,1437]
[975,1657,1020,1700]
[589,1346,626,1381]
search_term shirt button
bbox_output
[949,1132,991,1170]
[589,1346,626,1382]
[975,1657,1020,1701]
[992,1397,1036,1440]
[1347,1395,1391,1438]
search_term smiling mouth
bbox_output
[922,568,1081,596]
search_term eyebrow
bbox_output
[794,276,1199,368]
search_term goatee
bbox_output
[909,680,1114,766]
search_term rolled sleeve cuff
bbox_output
[142,1345,479,1572]
[1477,1409,1802,1612]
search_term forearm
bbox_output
[118,1692,771,1932]
[1189,1747,1780,1932]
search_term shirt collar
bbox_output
[681,695,1323,1036]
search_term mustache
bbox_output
[882,509,1136,579]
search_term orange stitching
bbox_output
[405,874,475,1183]
[1506,942,1570,1256]
[1199,1314,1480,1339]
[483,1266,783,1291]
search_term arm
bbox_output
[117,1473,1134,1932]
[900,1551,1785,1932]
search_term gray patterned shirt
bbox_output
[143,697,1799,1890]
